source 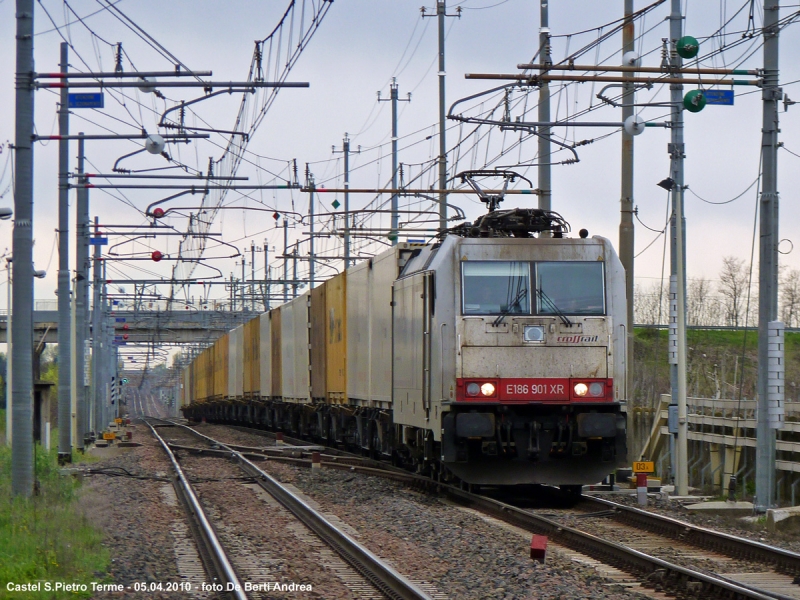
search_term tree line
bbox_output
[635,257,800,328]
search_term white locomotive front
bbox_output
[393,217,628,487]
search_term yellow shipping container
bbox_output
[325,273,347,403]
[243,315,261,398]
[213,334,229,400]
[194,347,211,403]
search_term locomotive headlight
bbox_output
[588,382,604,397]
[574,383,589,397]
[523,325,545,342]
[466,382,481,396]
[480,382,496,396]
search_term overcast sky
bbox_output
[1,0,799,326]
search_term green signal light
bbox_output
[122,378,129,384]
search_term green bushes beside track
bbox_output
[0,414,109,599]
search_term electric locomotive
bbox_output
[182,208,628,489]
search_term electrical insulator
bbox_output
[683,89,706,113]
[153,207,165,218]
[151,250,164,262]
[676,36,699,59]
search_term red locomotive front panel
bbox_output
[456,377,613,402]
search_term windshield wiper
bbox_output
[536,289,573,327]
[492,288,527,327]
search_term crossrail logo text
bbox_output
[556,335,599,343]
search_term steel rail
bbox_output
[170,421,792,598]
[143,420,247,600]
[164,421,432,600]
[583,494,800,574]
[446,488,784,600]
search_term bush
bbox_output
[0,436,109,598]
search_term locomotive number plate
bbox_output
[501,378,570,401]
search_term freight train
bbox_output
[181,208,628,490]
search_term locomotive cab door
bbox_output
[392,271,433,429]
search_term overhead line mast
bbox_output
[756,0,782,512]
[422,1,460,232]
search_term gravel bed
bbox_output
[230,456,650,600]
[77,424,212,599]
[549,511,753,575]
[592,492,800,554]
[183,422,279,448]
[175,450,371,600]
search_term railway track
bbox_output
[171,419,800,600]
[145,418,434,600]
[144,419,247,600]
[452,489,798,600]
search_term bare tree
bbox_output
[780,268,800,327]
[634,281,669,325]
[687,277,721,326]
[718,256,751,327]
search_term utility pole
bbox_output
[12,0,36,496]
[57,42,72,463]
[91,217,103,436]
[75,134,89,445]
[283,219,289,304]
[241,254,246,310]
[538,0,552,218]
[667,0,689,497]
[5,257,11,447]
[378,78,411,244]
[756,0,781,512]
[250,241,255,312]
[422,2,459,231]
[307,171,316,287]
[332,135,359,269]
[264,239,270,311]
[620,1,636,461]
[292,249,298,299]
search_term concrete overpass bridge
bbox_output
[0,308,255,345]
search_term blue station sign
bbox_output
[68,93,105,109]
[704,90,734,106]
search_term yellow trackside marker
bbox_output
[633,461,655,474]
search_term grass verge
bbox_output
[0,429,110,599]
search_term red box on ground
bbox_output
[530,535,547,563]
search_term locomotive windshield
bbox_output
[536,262,605,315]
[461,260,605,315]
[462,261,530,315]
